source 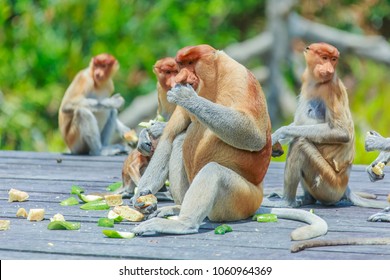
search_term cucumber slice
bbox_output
[102,229,135,239]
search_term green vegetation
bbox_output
[0,0,389,164]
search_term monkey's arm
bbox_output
[365,130,390,152]
[272,123,350,145]
[134,108,190,199]
[167,84,265,152]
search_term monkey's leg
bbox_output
[72,107,102,155]
[139,132,188,219]
[299,139,389,208]
[133,162,262,235]
[99,109,128,155]
[262,139,311,208]
[168,132,189,204]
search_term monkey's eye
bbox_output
[188,61,193,65]
[305,46,310,50]
[332,57,337,62]
[322,56,328,60]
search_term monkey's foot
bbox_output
[368,207,390,222]
[148,205,181,219]
[366,165,385,182]
[133,217,198,235]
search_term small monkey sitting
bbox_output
[59,53,130,156]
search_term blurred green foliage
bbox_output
[0,0,390,165]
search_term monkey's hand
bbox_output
[272,127,287,145]
[133,189,157,214]
[148,121,167,139]
[365,131,386,152]
[100,93,125,109]
[167,84,197,106]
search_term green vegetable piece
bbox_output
[106,181,123,192]
[102,229,135,239]
[214,224,233,235]
[139,121,152,128]
[60,197,79,206]
[70,185,85,195]
[80,200,110,210]
[164,180,170,187]
[253,213,278,223]
[47,221,81,230]
[97,218,114,228]
[107,210,124,223]
[155,114,165,122]
[78,193,103,203]
[310,209,314,214]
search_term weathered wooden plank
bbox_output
[1,150,390,260]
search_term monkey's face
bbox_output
[91,54,119,84]
[174,45,216,90]
[304,43,339,83]
[153,58,179,91]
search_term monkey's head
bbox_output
[304,43,339,83]
[90,53,119,85]
[174,44,217,91]
[153,57,179,91]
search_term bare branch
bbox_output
[289,12,390,66]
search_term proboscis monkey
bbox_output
[119,122,166,196]
[365,130,390,182]
[154,57,180,121]
[364,131,390,221]
[117,58,179,196]
[59,53,130,156]
[129,44,328,240]
[136,57,179,157]
[265,42,388,209]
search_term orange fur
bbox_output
[58,54,118,154]
[297,43,354,204]
[153,57,179,119]
[122,58,179,189]
[173,45,271,194]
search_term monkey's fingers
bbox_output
[366,166,385,182]
[272,143,284,157]
[134,193,158,214]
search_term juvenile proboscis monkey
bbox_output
[266,42,388,209]
[129,44,328,240]
[59,53,130,156]
[118,58,179,196]
[364,131,390,222]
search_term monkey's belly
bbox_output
[182,126,271,185]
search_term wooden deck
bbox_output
[0,150,389,260]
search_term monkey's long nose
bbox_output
[325,62,334,74]
[174,69,190,85]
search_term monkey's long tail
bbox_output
[257,207,328,241]
[290,237,390,253]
